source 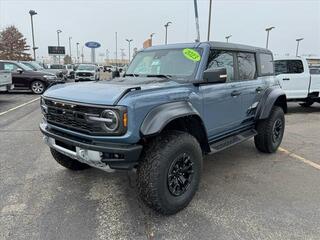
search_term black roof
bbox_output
[145,41,272,54]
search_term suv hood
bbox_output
[43,77,181,105]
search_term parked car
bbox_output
[0,70,13,92]
[74,64,100,82]
[40,41,287,215]
[274,56,320,107]
[46,64,68,80]
[0,60,64,94]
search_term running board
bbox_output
[209,129,257,154]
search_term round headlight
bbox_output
[101,110,119,131]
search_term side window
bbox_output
[274,60,304,74]
[288,60,304,74]
[237,52,257,80]
[274,60,287,75]
[259,53,274,75]
[206,50,234,82]
[4,63,18,72]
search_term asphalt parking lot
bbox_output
[1,93,320,240]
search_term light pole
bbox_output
[125,39,133,62]
[150,33,155,46]
[207,0,212,41]
[81,46,84,63]
[29,10,38,61]
[193,0,200,42]
[57,30,62,64]
[164,21,172,45]
[68,37,72,63]
[115,32,118,67]
[265,26,275,49]
[225,35,232,43]
[76,42,80,63]
[296,38,304,56]
[106,49,109,62]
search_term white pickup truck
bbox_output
[0,71,13,92]
[274,56,320,107]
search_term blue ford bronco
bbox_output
[40,41,287,215]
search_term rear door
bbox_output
[274,59,309,99]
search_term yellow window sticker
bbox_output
[183,48,201,62]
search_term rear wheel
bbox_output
[50,148,91,171]
[137,131,202,215]
[31,80,45,94]
[254,106,285,153]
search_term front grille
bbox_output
[44,99,106,135]
[77,72,93,77]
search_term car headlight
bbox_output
[44,75,57,80]
[87,107,128,135]
[101,110,119,131]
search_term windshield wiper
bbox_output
[124,73,139,77]
[146,74,172,79]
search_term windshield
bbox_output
[17,62,33,71]
[125,48,202,81]
[77,65,96,71]
[22,62,43,71]
[21,62,37,71]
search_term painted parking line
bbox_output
[0,97,40,116]
[278,147,320,170]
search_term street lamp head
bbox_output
[265,26,275,31]
[226,35,232,39]
[164,21,172,27]
[126,39,133,43]
[57,29,62,34]
[150,33,155,38]
[296,38,304,42]
[29,10,37,16]
[76,42,80,45]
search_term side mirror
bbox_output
[16,68,23,74]
[203,67,227,84]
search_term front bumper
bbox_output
[40,122,142,170]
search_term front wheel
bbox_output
[31,80,45,94]
[137,131,203,215]
[254,106,285,153]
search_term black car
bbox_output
[0,60,64,94]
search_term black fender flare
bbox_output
[140,101,202,136]
[255,87,287,120]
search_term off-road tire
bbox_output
[299,101,314,107]
[50,148,91,170]
[137,131,203,215]
[254,106,285,153]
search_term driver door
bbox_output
[200,50,245,140]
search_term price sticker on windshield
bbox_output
[183,48,201,62]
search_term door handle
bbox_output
[231,90,241,97]
[256,87,263,93]
[283,78,290,81]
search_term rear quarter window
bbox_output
[259,53,274,75]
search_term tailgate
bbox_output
[0,71,12,85]
[310,74,320,93]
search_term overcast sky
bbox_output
[0,0,319,62]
